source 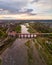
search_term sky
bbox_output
[0,0,52,20]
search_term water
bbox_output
[21,25,29,33]
[0,24,47,65]
[0,24,29,65]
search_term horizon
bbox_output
[0,15,52,20]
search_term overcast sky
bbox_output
[0,0,52,19]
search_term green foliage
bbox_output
[0,27,7,39]
[35,37,52,65]
[29,22,52,33]
[0,31,3,37]
[25,40,33,65]
[15,25,21,33]
[0,37,16,54]
[0,59,2,65]
[46,43,52,50]
[25,40,31,48]
[29,22,52,65]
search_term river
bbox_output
[0,24,29,65]
[21,25,29,33]
[0,24,46,65]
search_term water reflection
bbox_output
[21,25,29,33]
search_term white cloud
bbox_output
[26,0,52,15]
[0,0,52,16]
[0,9,10,14]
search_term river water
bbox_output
[0,24,29,65]
[21,25,29,33]
[0,24,46,65]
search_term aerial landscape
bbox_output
[0,20,52,65]
[0,0,52,65]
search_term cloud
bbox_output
[0,9,10,14]
[0,0,29,14]
[29,0,52,15]
[0,0,35,14]
[19,8,33,13]
[31,0,39,3]
[0,0,52,16]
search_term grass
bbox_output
[33,37,52,65]
[0,37,16,55]
[46,43,52,50]
[28,28,35,33]
[0,30,7,39]
[25,40,34,65]
[0,59,2,65]
[39,48,52,65]
[25,40,31,48]
[28,23,52,65]
[15,25,21,33]
[27,23,37,33]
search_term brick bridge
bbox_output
[16,33,51,38]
